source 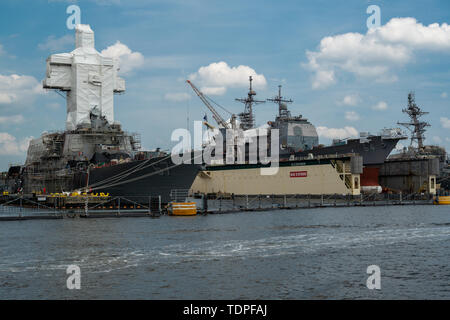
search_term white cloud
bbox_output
[316,126,358,140]
[376,18,450,49]
[188,61,266,95]
[0,133,32,156]
[0,93,15,104]
[345,111,360,121]
[339,94,360,106]
[441,117,450,129]
[311,69,335,89]
[164,92,191,102]
[38,34,74,51]
[372,101,388,110]
[304,17,450,89]
[101,41,144,74]
[0,74,44,106]
[432,136,442,144]
[201,86,227,96]
[0,115,24,125]
[441,92,448,98]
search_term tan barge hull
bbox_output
[191,155,362,196]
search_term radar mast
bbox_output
[397,92,430,149]
[235,76,265,130]
[267,85,293,119]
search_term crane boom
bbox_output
[186,80,231,129]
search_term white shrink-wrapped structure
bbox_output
[43,24,125,130]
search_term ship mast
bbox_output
[267,85,293,119]
[235,76,265,130]
[397,92,430,149]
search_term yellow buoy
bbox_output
[168,202,197,216]
[434,196,450,205]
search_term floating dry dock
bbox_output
[191,154,363,196]
[380,157,439,194]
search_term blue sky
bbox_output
[0,0,449,170]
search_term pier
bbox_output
[0,192,436,221]
[202,193,434,214]
[0,194,162,221]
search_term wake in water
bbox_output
[1,225,449,274]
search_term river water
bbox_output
[0,205,449,299]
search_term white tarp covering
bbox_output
[43,24,125,130]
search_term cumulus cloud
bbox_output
[345,111,360,121]
[0,115,24,125]
[339,94,360,106]
[372,101,388,110]
[432,136,442,144]
[311,69,335,89]
[304,17,450,89]
[101,41,144,74]
[0,133,32,156]
[0,93,15,104]
[0,74,44,106]
[316,126,358,140]
[201,86,227,96]
[188,61,266,95]
[164,92,191,102]
[441,117,450,129]
[38,34,74,51]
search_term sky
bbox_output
[0,0,449,170]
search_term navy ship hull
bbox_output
[291,136,403,165]
[78,157,201,204]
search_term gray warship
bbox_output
[188,76,406,166]
[264,85,406,165]
[4,24,200,203]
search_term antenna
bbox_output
[397,92,430,149]
[235,76,265,130]
[267,85,293,118]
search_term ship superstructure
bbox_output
[190,78,405,167]
[267,86,319,155]
[386,93,448,192]
[263,85,404,165]
[235,76,265,130]
[397,92,430,149]
[390,92,447,167]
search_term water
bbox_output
[0,205,449,299]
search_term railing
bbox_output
[0,192,436,221]
[0,195,162,221]
[170,189,190,202]
[200,193,435,213]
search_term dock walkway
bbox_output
[0,193,435,221]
